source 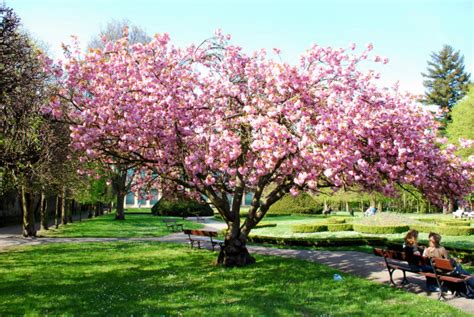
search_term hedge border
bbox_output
[353,224,410,234]
[248,235,387,247]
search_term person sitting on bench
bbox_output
[423,232,474,295]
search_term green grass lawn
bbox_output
[0,242,468,316]
[39,214,202,238]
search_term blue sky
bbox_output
[9,0,473,95]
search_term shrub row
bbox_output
[353,224,410,234]
[437,220,471,226]
[292,224,328,233]
[327,223,354,232]
[255,223,277,229]
[411,224,474,236]
[291,222,354,233]
[248,235,387,247]
[325,218,346,224]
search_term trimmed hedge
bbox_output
[292,224,328,233]
[353,224,409,234]
[325,218,346,224]
[268,193,323,215]
[151,196,214,217]
[327,223,353,232]
[255,223,277,229]
[437,220,471,226]
[248,235,387,247]
[411,224,474,236]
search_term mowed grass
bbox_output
[39,214,202,238]
[0,242,468,316]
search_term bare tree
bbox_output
[88,19,151,50]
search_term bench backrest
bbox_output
[373,248,385,257]
[183,229,218,237]
[431,258,454,273]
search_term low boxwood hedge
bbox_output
[248,235,387,247]
[255,223,277,229]
[411,224,474,236]
[437,220,471,226]
[325,218,346,224]
[292,224,328,233]
[327,223,353,232]
[353,224,409,234]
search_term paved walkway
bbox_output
[0,218,472,314]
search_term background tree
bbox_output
[0,5,52,237]
[45,32,473,266]
[88,19,151,50]
[422,45,470,121]
[446,84,474,160]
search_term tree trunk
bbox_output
[40,192,48,231]
[55,195,60,228]
[68,200,73,223]
[60,187,67,225]
[114,168,127,220]
[345,201,349,213]
[20,185,36,237]
[217,221,255,267]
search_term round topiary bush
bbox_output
[151,196,214,217]
[292,224,328,233]
[268,193,323,215]
[327,223,353,232]
[353,224,409,234]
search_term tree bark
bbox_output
[55,195,60,228]
[20,185,36,237]
[114,168,127,220]
[60,187,67,225]
[217,221,255,267]
[40,192,48,231]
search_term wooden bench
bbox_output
[373,248,429,286]
[163,218,184,232]
[183,229,224,251]
[373,248,473,299]
[426,257,474,300]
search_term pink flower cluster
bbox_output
[43,31,473,207]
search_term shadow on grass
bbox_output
[0,242,467,316]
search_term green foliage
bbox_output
[268,192,322,215]
[327,223,354,232]
[0,242,467,316]
[446,85,474,159]
[292,224,328,233]
[151,196,214,217]
[353,224,410,234]
[422,45,471,111]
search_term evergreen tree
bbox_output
[422,45,470,112]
